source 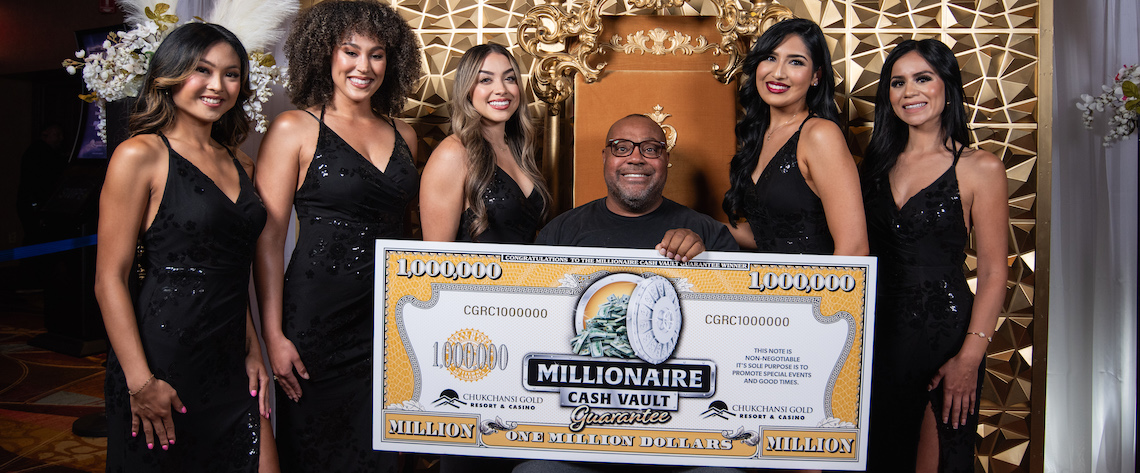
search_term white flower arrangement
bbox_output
[61,1,295,141]
[1077,64,1140,147]
[245,52,284,133]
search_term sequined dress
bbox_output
[442,166,543,473]
[455,166,543,243]
[743,116,834,254]
[105,134,266,472]
[864,149,982,472]
[275,110,416,472]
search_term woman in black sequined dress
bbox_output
[860,39,1008,472]
[94,23,274,472]
[420,44,549,245]
[252,1,421,471]
[418,42,550,473]
[721,19,867,256]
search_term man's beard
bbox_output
[606,180,662,213]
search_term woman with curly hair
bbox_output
[94,22,275,471]
[421,43,549,244]
[252,0,421,471]
[861,39,1007,472]
[721,18,867,256]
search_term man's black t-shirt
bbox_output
[535,198,738,251]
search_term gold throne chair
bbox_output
[519,0,793,217]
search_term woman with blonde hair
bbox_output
[252,0,421,471]
[94,22,274,471]
[421,43,549,244]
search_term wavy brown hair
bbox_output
[285,0,422,115]
[451,44,549,240]
[130,22,252,147]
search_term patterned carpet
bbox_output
[0,272,442,473]
[0,289,106,473]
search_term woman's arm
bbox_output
[259,418,280,473]
[94,136,185,449]
[252,111,312,402]
[419,135,468,241]
[799,119,870,256]
[724,220,759,250]
[930,149,1008,428]
[244,308,271,418]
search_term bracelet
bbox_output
[129,374,156,396]
[967,331,993,343]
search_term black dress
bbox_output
[864,149,982,472]
[445,166,542,473]
[743,116,834,254]
[275,110,417,473]
[105,134,266,472]
[455,165,544,243]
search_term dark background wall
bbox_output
[0,1,124,251]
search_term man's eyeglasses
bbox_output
[606,139,666,159]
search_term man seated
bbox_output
[520,115,739,473]
[536,114,738,258]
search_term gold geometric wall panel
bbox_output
[819,2,1042,468]
[390,1,1044,471]
[392,0,543,164]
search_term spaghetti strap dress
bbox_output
[444,165,542,473]
[455,165,544,243]
[864,148,982,472]
[105,134,266,472]
[743,115,834,254]
[275,109,417,472]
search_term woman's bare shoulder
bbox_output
[955,146,1005,198]
[267,109,320,133]
[958,147,1004,177]
[428,135,468,162]
[109,134,167,167]
[392,117,416,139]
[799,117,853,162]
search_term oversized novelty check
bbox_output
[374,241,876,470]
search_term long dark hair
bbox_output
[130,22,251,147]
[450,44,549,239]
[722,18,838,222]
[859,39,970,192]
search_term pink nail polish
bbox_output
[169,439,175,445]
[132,432,137,438]
[162,444,168,451]
[251,389,258,396]
[147,443,154,450]
[180,406,187,414]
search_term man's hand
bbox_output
[656,228,706,262]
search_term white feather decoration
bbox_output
[117,0,180,28]
[206,0,300,53]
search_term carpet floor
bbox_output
[0,288,106,473]
[0,265,443,473]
